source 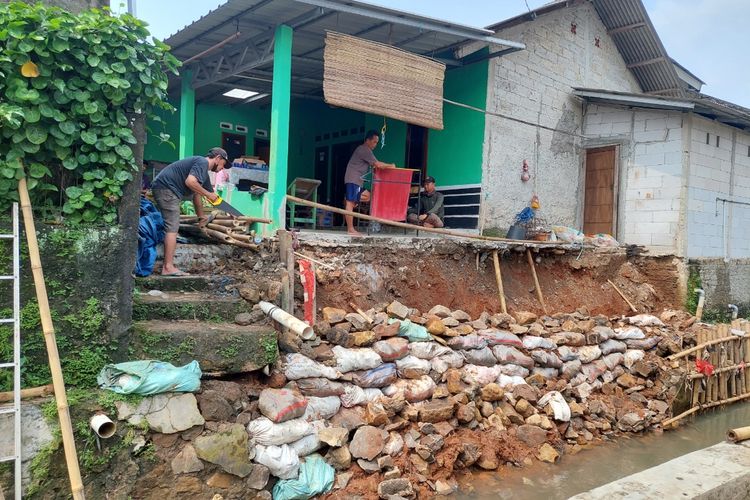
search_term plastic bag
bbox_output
[302,397,341,422]
[285,354,340,380]
[557,346,579,362]
[259,388,308,423]
[600,339,627,355]
[350,363,398,388]
[537,391,571,422]
[97,360,201,395]
[603,352,624,371]
[552,225,585,244]
[496,374,527,388]
[340,385,383,408]
[614,327,645,340]
[587,233,619,247]
[580,361,606,383]
[289,422,325,457]
[497,363,529,378]
[461,364,502,386]
[561,359,582,380]
[522,336,556,350]
[247,417,314,446]
[462,347,497,367]
[382,376,435,403]
[408,342,452,359]
[396,356,431,379]
[296,378,346,397]
[430,351,465,374]
[272,453,334,500]
[628,314,665,327]
[332,346,382,373]
[531,350,563,368]
[255,444,300,480]
[448,334,488,351]
[624,337,661,350]
[624,349,645,369]
[389,318,431,342]
[549,332,586,347]
[492,345,534,369]
[477,329,523,348]
[372,338,409,362]
[573,345,602,364]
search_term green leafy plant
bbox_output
[0,2,179,223]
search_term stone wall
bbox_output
[690,258,750,314]
[482,2,641,232]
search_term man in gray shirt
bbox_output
[343,130,395,235]
[151,147,229,275]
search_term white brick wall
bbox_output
[481,2,642,231]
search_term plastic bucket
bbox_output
[507,224,526,240]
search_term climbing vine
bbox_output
[0,2,179,223]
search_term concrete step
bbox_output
[131,320,278,374]
[133,291,247,321]
[136,274,215,292]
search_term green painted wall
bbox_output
[364,114,407,167]
[427,60,488,186]
[144,99,181,163]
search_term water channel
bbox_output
[463,401,750,499]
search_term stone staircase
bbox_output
[132,245,278,375]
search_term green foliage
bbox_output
[60,297,110,387]
[138,328,196,363]
[217,335,244,359]
[0,2,179,223]
[685,266,702,314]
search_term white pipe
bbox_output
[728,304,739,320]
[90,413,116,439]
[259,301,315,340]
[695,288,705,322]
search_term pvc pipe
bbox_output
[729,304,739,320]
[695,288,705,322]
[259,301,315,340]
[90,414,116,439]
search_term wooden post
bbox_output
[278,230,295,314]
[18,176,85,500]
[525,249,547,315]
[492,250,508,314]
[691,328,703,406]
[607,279,638,313]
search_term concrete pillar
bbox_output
[178,68,195,158]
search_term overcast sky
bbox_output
[118,0,750,108]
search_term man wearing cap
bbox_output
[151,147,230,276]
[407,176,444,229]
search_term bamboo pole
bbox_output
[525,249,547,315]
[0,384,54,403]
[667,334,739,361]
[664,391,750,428]
[744,322,750,393]
[607,279,638,313]
[727,426,750,443]
[286,195,572,247]
[293,251,335,270]
[18,176,85,500]
[492,250,508,314]
[689,362,748,379]
[349,302,373,327]
[692,328,704,405]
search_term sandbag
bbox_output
[247,417,314,446]
[573,345,602,364]
[590,326,615,342]
[531,350,563,369]
[580,361,607,383]
[537,391,571,422]
[557,346,580,362]
[430,351,464,374]
[289,421,325,457]
[97,360,201,395]
[477,329,523,348]
[372,338,409,362]
[255,444,300,480]
[258,388,308,423]
[497,363,529,378]
[332,346,382,373]
[492,345,534,369]
[550,332,586,347]
[624,349,645,369]
[552,225,584,243]
[497,374,527,388]
[462,347,497,367]
[625,337,661,350]
[461,364,502,386]
[302,396,341,422]
[628,314,665,327]
[600,339,627,355]
[448,334,488,351]
[561,359,582,380]
[340,385,383,408]
[396,355,432,379]
[603,353,624,371]
[408,342,452,359]
[382,376,435,403]
[272,453,334,500]
[531,367,559,379]
[285,354,340,380]
[389,318,431,342]
[296,378,346,397]
[522,336,556,350]
[614,327,645,340]
[350,363,398,388]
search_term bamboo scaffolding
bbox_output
[492,250,508,314]
[0,384,54,403]
[667,334,740,361]
[18,175,85,500]
[664,391,750,428]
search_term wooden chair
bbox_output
[287,177,321,229]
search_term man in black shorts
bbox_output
[343,130,395,235]
[151,147,229,275]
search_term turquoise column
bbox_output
[178,68,195,158]
[267,24,293,233]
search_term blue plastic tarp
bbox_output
[272,454,334,500]
[388,318,431,342]
[134,197,164,277]
[97,360,202,395]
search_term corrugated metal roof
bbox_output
[164,0,525,104]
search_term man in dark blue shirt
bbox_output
[151,147,229,275]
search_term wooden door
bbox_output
[254,138,270,165]
[583,146,617,235]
